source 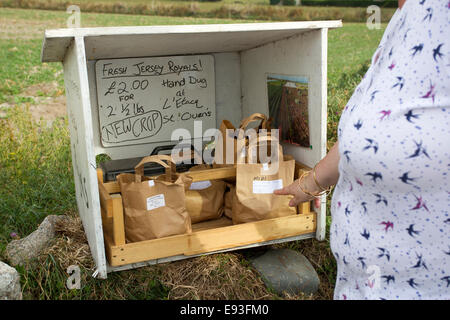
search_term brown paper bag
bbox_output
[117,155,192,242]
[232,136,296,224]
[214,113,271,167]
[185,164,226,223]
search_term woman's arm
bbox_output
[274,141,341,207]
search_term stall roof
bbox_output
[41,21,342,62]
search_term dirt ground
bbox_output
[0,10,67,122]
[23,81,67,123]
[0,81,67,123]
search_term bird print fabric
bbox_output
[331,0,450,300]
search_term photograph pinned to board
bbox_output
[266,74,310,148]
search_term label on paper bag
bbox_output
[146,194,165,211]
[189,180,212,190]
[148,180,155,187]
[252,179,283,194]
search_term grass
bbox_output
[0,0,397,22]
[0,40,62,103]
[0,111,73,253]
[0,7,385,300]
[327,22,384,143]
[0,3,258,27]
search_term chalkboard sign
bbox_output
[95,55,216,147]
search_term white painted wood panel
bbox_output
[41,21,342,62]
[240,29,328,240]
[63,37,107,278]
[213,52,242,128]
[316,28,329,241]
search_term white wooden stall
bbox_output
[41,21,342,279]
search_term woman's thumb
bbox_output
[273,186,290,195]
[274,182,296,196]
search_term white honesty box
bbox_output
[41,21,342,279]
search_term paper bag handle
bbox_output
[239,113,270,130]
[134,155,176,183]
[245,135,283,164]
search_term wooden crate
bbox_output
[97,162,315,267]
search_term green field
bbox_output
[1,0,396,22]
[0,7,385,300]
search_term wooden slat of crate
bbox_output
[294,161,312,214]
[102,166,237,195]
[102,163,311,213]
[103,181,120,194]
[110,194,125,246]
[99,182,114,218]
[100,207,113,241]
[192,216,233,232]
[105,212,316,267]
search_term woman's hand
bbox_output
[274,176,321,208]
[274,142,341,209]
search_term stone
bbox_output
[251,248,320,296]
[5,215,69,266]
[0,261,22,300]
